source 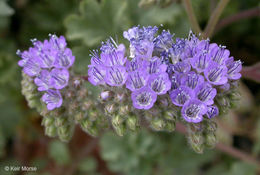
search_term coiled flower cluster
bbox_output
[17,34,75,110]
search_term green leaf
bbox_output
[48,140,70,165]
[65,0,129,47]
[227,162,257,175]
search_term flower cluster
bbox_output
[17,35,75,110]
[88,26,242,124]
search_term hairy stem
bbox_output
[182,0,202,34]
[203,0,230,38]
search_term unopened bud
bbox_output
[188,132,204,154]
[82,101,93,110]
[164,111,177,121]
[55,117,67,127]
[74,112,85,122]
[88,109,99,121]
[112,114,124,127]
[204,133,217,148]
[126,115,139,131]
[100,91,113,101]
[42,116,55,127]
[165,120,175,132]
[119,105,130,115]
[113,124,126,136]
[150,118,165,131]
[45,126,57,137]
[105,103,116,114]
[115,93,125,102]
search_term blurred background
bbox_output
[0,0,260,174]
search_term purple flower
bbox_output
[148,73,171,95]
[170,73,182,90]
[134,40,154,60]
[169,38,185,63]
[125,58,143,72]
[49,34,67,50]
[225,57,242,80]
[190,53,211,73]
[34,70,52,91]
[54,48,75,69]
[181,71,204,89]
[171,61,191,74]
[101,44,127,67]
[204,62,228,85]
[181,99,207,123]
[21,58,41,77]
[42,89,63,110]
[206,106,219,119]
[126,71,149,91]
[210,45,230,65]
[90,50,104,66]
[154,30,173,52]
[143,57,167,74]
[131,86,157,110]
[105,66,128,86]
[50,68,69,90]
[170,86,194,106]
[123,26,158,42]
[195,83,216,105]
[88,66,106,86]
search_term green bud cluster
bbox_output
[187,119,218,153]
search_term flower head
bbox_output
[42,90,63,110]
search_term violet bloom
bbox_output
[170,86,194,106]
[169,38,185,64]
[49,34,67,50]
[171,61,191,74]
[50,68,69,90]
[210,45,230,65]
[17,49,41,77]
[126,71,149,91]
[195,83,217,105]
[105,66,128,87]
[101,44,127,67]
[206,106,219,119]
[42,89,63,110]
[88,65,106,86]
[54,48,75,69]
[131,86,157,110]
[148,73,171,95]
[125,58,143,72]
[154,30,173,52]
[134,40,154,60]
[204,62,228,85]
[143,57,167,74]
[34,70,52,91]
[181,99,207,123]
[181,71,204,90]
[170,73,182,90]
[225,57,242,80]
[190,53,211,73]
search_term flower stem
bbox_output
[203,0,230,38]
[182,0,202,34]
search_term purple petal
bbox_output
[210,45,230,65]
[101,48,127,67]
[204,62,228,85]
[189,53,211,73]
[49,35,67,50]
[154,30,173,53]
[225,57,242,80]
[105,66,128,86]
[131,86,157,110]
[195,83,216,105]
[181,71,204,89]
[148,73,171,95]
[143,57,167,74]
[134,40,154,60]
[22,57,41,77]
[54,48,75,69]
[181,99,207,123]
[50,68,69,89]
[170,86,194,106]
[125,58,143,72]
[170,73,182,90]
[34,70,52,91]
[126,70,149,91]
[171,61,191,74]
[206,106,219,119]
[42,89,63,110]
[88,65,106,86]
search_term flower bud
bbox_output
[126,115,139,131]
[111,114,124,127]
[42,116,55,127]
[204,133,217,148]
[55,117,67,127]
[188,132,204,154]
[44,126,57,137]
[57,124,74,142]
[74,112,85,122]
[165,120,175,132]
[150,118,166,131]
[113,124,126,136]
[88,109,99,121]
[105,103,116,114]
[115,92,126,103]
[119,105,130,116]
[164,111,177,121]
[100,90,113,101]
